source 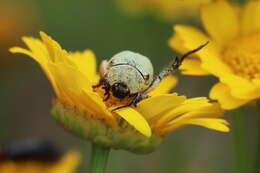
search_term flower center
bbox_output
[221,32,260,80]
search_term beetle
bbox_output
[93,42,209,111]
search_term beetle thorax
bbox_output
[106,51,154,94]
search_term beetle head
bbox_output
[111,82,130,99]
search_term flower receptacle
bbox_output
[51,101,164,154]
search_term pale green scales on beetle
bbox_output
[106,51,154,94]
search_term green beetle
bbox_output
[93,42,208,110]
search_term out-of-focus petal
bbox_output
[168,31,188,54]
[180,58,210,76]
[220,74,260,100]
[241,1,260,35]
[201,0,239,46]
[210,82,250,110]
[49,150,80,173]
[174,25,232,77]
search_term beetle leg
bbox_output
[102,79,111,101]
[112,93,145,111]
[92,78,104,88]
[131,93,142,107]
[103,92,110,101]
[144,42,209,94]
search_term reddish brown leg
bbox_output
[92,78,104,88]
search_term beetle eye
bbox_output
[111,82,130,99]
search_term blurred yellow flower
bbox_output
[10,32,229,154]
[0,1,37,66]
[0,150,80,173]
[115,0,211,21]
[169,0,260,110]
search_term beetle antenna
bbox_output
[178,41,209,65]
[143,41,209,94]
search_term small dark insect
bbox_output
[93,42,209,111]
[0,139,61,162]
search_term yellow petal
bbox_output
[174,25,232,77]
[69,50,98,84]
[201,0,239,46]
[10,47,34,59]
[11,32,116,126]
[168,31,188,54]
[49,150,80,173]
[115,107,151,137]
[241,1,260,35]
[220,74,260,100]
[10,36,48,65]
[49,63,115,125]
[253,79,260,86]
[48,62,91,100]
[169,29,209,76]
[9,38,60,98]
[182,118,230,132]
[81,91,116,125]
[40,31,63,62]
[136,93,186,120]
[154,97,212,128]
[21,36,49,62]
[180,58,210,76]
[149,75,178,96]
[39,31,74,66]
[172,103,224,122]
[161,118,229,134]
[210,82,250,110]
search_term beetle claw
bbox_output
[103,92,110,101]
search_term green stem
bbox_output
[236,0,248,5]
[232,107,249,173]
[89,143,110,173]
[254,103,260,173]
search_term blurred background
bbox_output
[0,0,258,173]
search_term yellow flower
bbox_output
[115,0,211,21]
[169,0,260,110]
[10,32,229,154]
[0,149,80,173]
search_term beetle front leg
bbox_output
[103,89,110,101]
[112,93,148,111]
[102,79,111,101]
[131,93,142,107]
[92,78,104,88]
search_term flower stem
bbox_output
[254,103,260,173]
[89,143,110,173]
[236,0,247,5]
[232,107,249,173]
